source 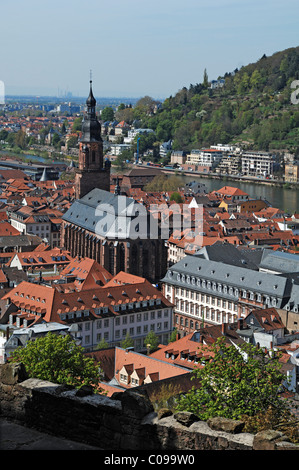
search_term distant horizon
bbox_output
[1,1,299,100]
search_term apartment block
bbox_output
[241,151,273,177]
[186,149,223,170]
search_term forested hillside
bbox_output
[139,46,299,155]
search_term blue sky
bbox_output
[1,0,298,99]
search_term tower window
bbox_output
[92,150,96,162]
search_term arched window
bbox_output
[142,248,149,278]
[119,243,125,272]
[109,243,114,274]
[131,244,138,275]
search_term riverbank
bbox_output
[161,167,299,190]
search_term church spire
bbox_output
[81,78,101,143]
[86,79,96,117]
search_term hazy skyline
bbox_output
[1,0,299,100]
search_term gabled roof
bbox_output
[58,257,112,290]
[246,307,285,331]
[114,347,189,389]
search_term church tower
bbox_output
[75,80,110,199]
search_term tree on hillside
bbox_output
[203,68,209,88]
[10,333,101,392]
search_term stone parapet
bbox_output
[0,363,298,451]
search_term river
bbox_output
[181,174,299,214]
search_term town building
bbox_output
[8,205,63,248]
[61,188,167,283]
[162,245,299,337]
[2,271,174,353]
[85,346,190,396]
[8,247,72,280]
[241,151,274,177]
[185,149,223,171]
[285,162,299,183]
[120,167,161,193]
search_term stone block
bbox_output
[174,411,199,427]
[207,416,245,434]
[0,363,27,385]
[120,389,153,419]
[253,430,284,450]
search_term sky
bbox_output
[0,0,299,100]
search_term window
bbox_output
[120,374,128,384]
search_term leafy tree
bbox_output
[203,68,209,88]
[170,192,183,203]
[114,152,129,171]
[67,135,78,149]
[52,132,61,148]
[176,336,292,421]
[10,333,101,391]
[97,338,109,349]
[72,116,82,132]
[0,129,8,141]
[121,332,134,349]
[115,106,134,124]
[144,174,183,192]
[144,330,159,353]
[101,107,115,122]
[15,130,27,149]
[169,328,178,343]
[6,132,16,146]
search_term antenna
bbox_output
[90,69,92,84]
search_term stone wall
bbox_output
[0,363,298,451]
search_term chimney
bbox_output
[221,323,226,335]
[237,318,243,330]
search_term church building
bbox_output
[61,81,167,284]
